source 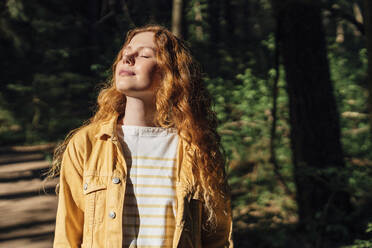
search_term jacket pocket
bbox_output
[83,176,107,225]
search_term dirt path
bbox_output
[0,146,58,248]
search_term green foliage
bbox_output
[330,46,371,158]
[6,0,28,21]
[206,66,296,232]
[342,223,372,248]
[206,68,284,161]
[329,42,372,211]
[204,10,372,245]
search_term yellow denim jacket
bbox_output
[53,114,233,248]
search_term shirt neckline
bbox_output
[119,124,178,136]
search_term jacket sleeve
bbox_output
[201,195,234,248]
[53,136,85,248]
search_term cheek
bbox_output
[149,66,158,81]
[113,72,120,86]
[113,68,119,82]
[140,62,157,78]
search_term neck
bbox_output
[122,96,157,127]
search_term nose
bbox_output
[123,53,134,65]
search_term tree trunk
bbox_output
[206,0,220,72]
[223,0,234,40]
[272,0,352,245]
[172,0,183,37]
[207,0,220,44]
[364,0,372,131]
[194,0,203,41]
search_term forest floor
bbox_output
[0,144,57,248]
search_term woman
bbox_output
[48,24,233,248]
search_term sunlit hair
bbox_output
[44,24,229,227]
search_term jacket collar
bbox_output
[94,113,120,140]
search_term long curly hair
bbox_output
[44,24,229,227]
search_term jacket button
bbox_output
[83,183,88,190]
[109,211,116,219]
[112,177,120,184]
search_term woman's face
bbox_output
[115,31,161,98]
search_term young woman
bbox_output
[49,24,233,248]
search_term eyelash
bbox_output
[121,54,150,59]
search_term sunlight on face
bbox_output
[115,32,161,99]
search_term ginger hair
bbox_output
[44,24,229,227]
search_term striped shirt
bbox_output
[117,124,179,248]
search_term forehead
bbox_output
[126,31,156,49]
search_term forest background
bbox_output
[0,0,372,247]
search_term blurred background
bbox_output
[0,0,372,247]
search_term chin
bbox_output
[115,88,126,94]
[115,86,136,97]
[116,81,131,92]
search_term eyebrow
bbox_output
[123,46,156,53]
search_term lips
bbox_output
[119,69,135,76]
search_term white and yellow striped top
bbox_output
[117,125,179,248]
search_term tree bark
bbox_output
[223,0,234,40]
[364,0,372,131]
[194,0,203,40]
[206,0,220,72]
[207,0,220,44]
[172,0,183,37]
[272,0,352,244]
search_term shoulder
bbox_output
[65,122,101,153]
[72,123,100,142]
[61,122,103,168]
